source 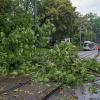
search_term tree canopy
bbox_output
[37,0,79,41]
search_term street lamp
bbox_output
[30,0,37,27]
[80,24,84,47]
[33,0,37,26]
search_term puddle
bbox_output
[75,83,100,100]
[47,83,100,100]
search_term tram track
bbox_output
[41,85,61,100]
[0,77,61,100]
[0,79,32,95]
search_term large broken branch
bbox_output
[39,14,53,27]
[87,68,100,77]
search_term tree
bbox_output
[38,0,79,42]
[0,0,36,72]
[83,13,100,42]
[0,0,56,74]
[75,13,98,42]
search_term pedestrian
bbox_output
[96,45,100,57]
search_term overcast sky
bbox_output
[70,0,100,16]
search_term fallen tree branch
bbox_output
[87,68,100,75]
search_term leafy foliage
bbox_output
[17,42,98,86]
[35,20,56,47]
[0,0,55,72]
[80,13,100,42]
[0,0,100,88]
[29,43,100,86]
[38,0,79,41]
[0,28,36,72]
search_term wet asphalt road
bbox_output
[78,50,97,59]
[78,50,100,61]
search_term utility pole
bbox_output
[80,29,82,47]
[80,27,82,47]
[33,0,37,27]
[31,0,37,28]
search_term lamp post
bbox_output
[80,24,84,47]
[30,0,37,28]
[80,26,82,47]
[33,0,37,27]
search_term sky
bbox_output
[70,0,100,16]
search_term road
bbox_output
[78,50,97,59]
[78,50,100,61]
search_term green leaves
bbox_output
[0,0,100,88]
[38,0,78,41]
[26,42,88,86]
[0,27,36,73]
[0,0,37,73]
[89,86,97,94]
[36,20,56,47]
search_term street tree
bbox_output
[37,0,79,42]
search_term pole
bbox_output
[80,26,82,47]
[33,0,37,27]
[31,0,37,28]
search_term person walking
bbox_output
[96,45,100,57]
